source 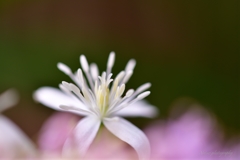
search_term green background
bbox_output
[0,0,239,138]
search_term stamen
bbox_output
[57,52,151,118]
[107,73,113,82]
[115,71,125,82]
[118,84,125,98]
[59,84,71,94]
[107,91,151,115]
[121,70,133,85]
[94,80,98,96]
[80,55,89,73]
[62,81,71,89]
[125,59,136,72]
[109,75,121,100]
[107,79,113,86]
[57,63,72,75]
[130,83,151,99]
[109,89,133,110]
[77,69,85,87]
[59,105,93,115]
[90,63,99,81]
[110,71,124,97]
[80,55,94,90]
[107,51,115,75]
[125,89,134,97]
[69,83,82,99]
[126,91,151,107]
[58,63,81,87]
[137,91,151,100]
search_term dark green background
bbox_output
[0,0,239,138]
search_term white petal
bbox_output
[125,59,136,71]
[63,116,100,156]
[80,55,89,72]
[136,83,151,94]
[137,91,151,100]
[115,100,158,118]
[0,89,19,112]
[90,63,99,80]
[0,115,36,157]
[103,117,150,160]
[121,70,133,84]
[107,51,115,75]
[57,62,72,76]
[33,87,90,116]
[125,89,134,97]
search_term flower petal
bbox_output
[33,87,90,116]
[0,115,36,157]
[38,112,80,153]
[62,116,100,157]
[103,117,150,160]
[0,89,19,113]
[115,100,158,118]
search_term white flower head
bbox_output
[34,52,158,160]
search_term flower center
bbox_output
[94,72,112,115]
[57,52,151,119]
[96,81,110,113]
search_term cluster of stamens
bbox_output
[57,52,151,119]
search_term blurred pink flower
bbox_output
[38,112,81,153]
[145,107,222,160]
[218,138,240,160]
[39,112,138,159]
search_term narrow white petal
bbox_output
[125,89,134,97]
[33,87,90,116]
[80,55,89,72]
[118,84,125,97]
[125,59,136,71]
[126,83,152,102]
[90,63,99,80]
[0,89,19,112]
[107,51,115,75]
[103,117,150,160]
[0,115,36,157]
[63,116,100,156]
[115,71,125,82]
[57,63,72,75]
[107,51,115,68]
[59,84,71,94]
[122,91,151,109]
[115,100,158,118]
[76,68,86,87]
[137,91,151,100]
[121,70,133,84]
[59,105,92,115]
[80,55,94,89]
[135,83,151,95]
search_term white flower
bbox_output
[34,52,158,160]
[0,89,36,158]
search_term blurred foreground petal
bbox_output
[145,107,221,159]
[104,117,150,160]
[0,115,36,158]
[39,112,137,159]
[0,89,19,112]
[62,115,101,157]
[38,112,80,153]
